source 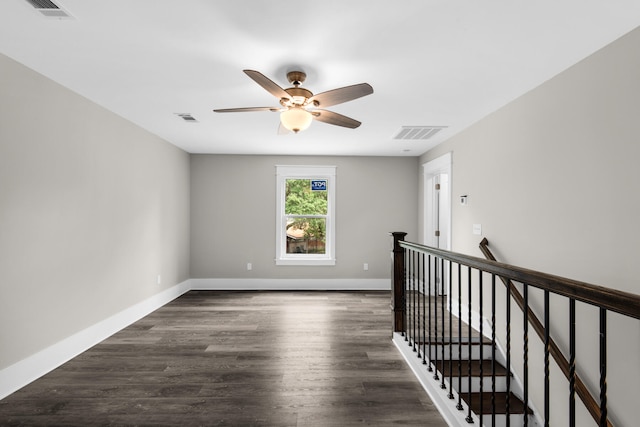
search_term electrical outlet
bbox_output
[247,263,252,271]
[363,263,369,271]
[157,275,162,285]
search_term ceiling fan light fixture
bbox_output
[280,107,312,133]
[215,70,373,133]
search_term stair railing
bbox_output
[390,232,640,426]
[478,238,612,427]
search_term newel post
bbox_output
[390,232,407,334]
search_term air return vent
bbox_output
[393,126,446,141]
[24,0,72,18]
[175,113,198,122]
[25,0,58,8]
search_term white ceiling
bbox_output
[2,1,640,157]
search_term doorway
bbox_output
[423,152,452,294]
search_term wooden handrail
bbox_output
[479,238,613,427]
[399,241,640,320]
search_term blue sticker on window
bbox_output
[311,180,327,191]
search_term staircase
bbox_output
[394,294,535,427]
[390,233,640,426]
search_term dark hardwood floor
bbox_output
[0,291,448,426]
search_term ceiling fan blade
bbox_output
[213,107,280,113]
[309,83,373,108]
[243,70,291,100]
[311,109,362,129]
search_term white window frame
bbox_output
[275,165,336,266]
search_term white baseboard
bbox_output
[0,278,388,400]
[0,280,191,400]
[189,278,390,290]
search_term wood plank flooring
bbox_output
[0,291,448,426]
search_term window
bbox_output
[275,165,336,265]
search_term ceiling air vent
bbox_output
[175,113,198,123]
[393,126,447,141]
[24,0,72,18]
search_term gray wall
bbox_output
[0,53,191,371]
[190,155,418,279]
[419,27,640,426]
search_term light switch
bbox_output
[473,224,482,235]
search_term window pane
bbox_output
[285,179,328,215]
[286,217,326,254]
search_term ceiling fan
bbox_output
[214,70,373,133]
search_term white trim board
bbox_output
[190,278,390,291]
[0,278,389,400]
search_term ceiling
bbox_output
[2,1,640,157]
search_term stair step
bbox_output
[432,359,511,393]
[413,343,494,360]
[414,335,492,345]
[415,337,492,360]
[463,391,533,415]
[442,372,509,394]
[438,359,508,377]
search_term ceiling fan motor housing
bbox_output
[282,86,313,107]
[286,71,306,86]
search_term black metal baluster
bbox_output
[523,283,529,427]
[405,249,410,342]
[569,299,576,427]
[412,250,417,353]
[491,274,496,427]
[599,308,607,427]
[506,279,511,427]
[411,251,416,352]
[448,260,454,400]
[416,250,421,359]
[544,290,550,427]
[427,254,433,372]
[422,253,427,366]
[466,266,474,424]
[404,248,409,341]
[441,257,446,390]
[456,263,463,411]
[433,256,440,381]
[479,270,484,421]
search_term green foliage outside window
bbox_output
[285,179,327,252]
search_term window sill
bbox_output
[275,258,336,266]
